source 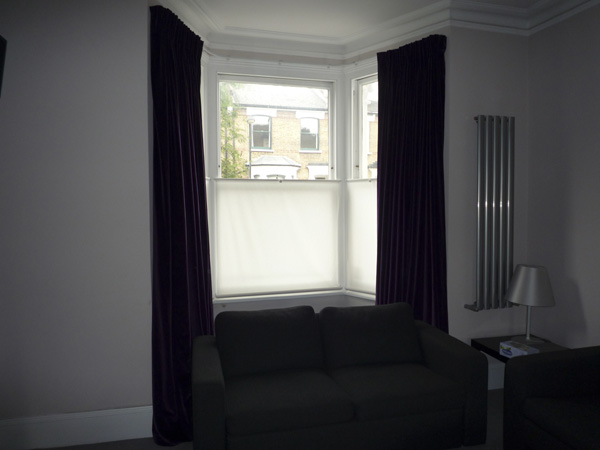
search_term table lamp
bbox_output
[506,264,555,343]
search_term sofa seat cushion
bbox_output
[225,369,354,436]
[330,363,465,421]
[523,395,600,450]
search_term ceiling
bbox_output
[156,0,592,63]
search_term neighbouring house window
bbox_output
[300,117,319,151]
[251,116,271,149]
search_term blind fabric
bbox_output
[346,180,377,293]
[214,179,340,297]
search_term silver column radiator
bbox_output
[466,115,515,311]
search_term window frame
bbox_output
[204,60,378,301]
[216,74,334,180]
[352,74,378,180]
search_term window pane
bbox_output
[301,118,318,134]
[356,79,378,179]
[214,179,340,297]
[220,80,330,179]
[301,133,317,150]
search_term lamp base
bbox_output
[510,335,545,344]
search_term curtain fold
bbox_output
[375,35,448,333]
[150,6,214,445]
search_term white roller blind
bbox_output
[346,180,377,293]
[215,179,340,297]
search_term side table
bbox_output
[471,335,566,364]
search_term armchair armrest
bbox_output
[505,345,600,400]
[192,335,226,450]
[504,346,600,449]
[416,321,488,445]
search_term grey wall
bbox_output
[528,7,600,348]
[0,0,151,418]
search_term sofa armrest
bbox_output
[192,335,226,450]
[504,346,600,449]
[416,321,488,445]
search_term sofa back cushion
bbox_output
[216,305,324,379]
[319,303,423,369]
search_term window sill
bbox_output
[213,288,344,304]
[299,149,321,153]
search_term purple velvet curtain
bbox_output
[150,6,214,445]
[375,35,448,333]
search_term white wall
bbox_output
[444,27,530,343]
[1,0,599,441]
[444,7,600,349]
[527,6,600,348]
[0,0,151,420]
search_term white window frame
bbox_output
[204,57,378,301]
[352,74,378,180]
[217,75,333,178]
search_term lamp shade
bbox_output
[505,264,555,307]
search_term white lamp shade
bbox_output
[506,264,555,307]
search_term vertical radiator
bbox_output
[466,115,515,311]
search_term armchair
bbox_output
[503,345,600,450]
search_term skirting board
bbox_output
[0,359,503,450]
[0,406,153,450]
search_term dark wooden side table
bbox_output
[471,335,566,363]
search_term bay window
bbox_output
[211,70,377,300]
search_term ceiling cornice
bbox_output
[528,0,600,32]
[157,0,599,65]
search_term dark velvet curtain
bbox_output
[150,6,214,445]
[375,35,448,333]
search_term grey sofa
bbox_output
[504,345,600,450]
[192,303,488,450]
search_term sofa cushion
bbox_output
[225,369,354,436]
[319,303,423,369]
[330,363,465,421]
[523,395,600,450]
[216,305,324,379]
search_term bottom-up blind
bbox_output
[214,179,340,297]
[346,180,377,294]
